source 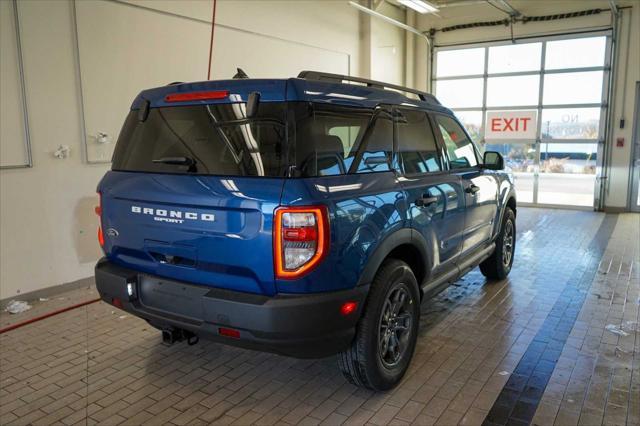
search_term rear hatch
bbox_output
[98,99,288,296]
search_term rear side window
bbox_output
[435,115,478,169]
[354,109,393,174]
[396,109,442,174]
[291,104,392,176]
[112,104,288,176]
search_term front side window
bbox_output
[396,109,441,174]
[435,115,478,169]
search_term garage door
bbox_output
[433,33,610,209]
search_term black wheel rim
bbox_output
[502,219,514,268]
[378,284,413,368]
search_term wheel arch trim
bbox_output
[356,228,431,289]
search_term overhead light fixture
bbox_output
[398,0,439,14]
[348,1,430,44]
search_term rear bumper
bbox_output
[94,258,368,358]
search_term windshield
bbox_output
[112,102,388,177]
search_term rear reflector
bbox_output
[218,327,240,339]
[165,90,229,102]
[112,297,123,309]
[340,302,358,316]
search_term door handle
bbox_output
[415,196,438,207]
[465,184,480,195]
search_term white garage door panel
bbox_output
[75,0,349,163]
[1,1,30,168]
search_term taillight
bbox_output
[274,206,329,279]
[165,90,229,102]
[96,192,104,248]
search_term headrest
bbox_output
[314,135,345,157]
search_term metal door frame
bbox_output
[431,31,612,210]
[629,82,640,212]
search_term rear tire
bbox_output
[480,207,516,280]
[338,259,420,391]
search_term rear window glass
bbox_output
[112,103,288,177]
[112,102,393,177]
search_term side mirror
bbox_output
[483,151,504,170]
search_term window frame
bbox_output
[393,106,446,177]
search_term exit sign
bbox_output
[485,111,537,140]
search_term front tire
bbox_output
[338,259,420,391]
[480,207,516,280]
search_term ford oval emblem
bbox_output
[106,228,119,237]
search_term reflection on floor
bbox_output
[0,208,638,426]
[513,173,595,207]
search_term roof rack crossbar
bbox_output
[297,71,439,105]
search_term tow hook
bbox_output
[161,328,199,346]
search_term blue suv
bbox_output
[95,71,516,390]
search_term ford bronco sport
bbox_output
[95,71,516,391]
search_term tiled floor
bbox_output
[0,208,638,426]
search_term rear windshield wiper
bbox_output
[152,156,196,166]
[210,117,285,128]
[152,156,198,172]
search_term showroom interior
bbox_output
[0,0,639,425]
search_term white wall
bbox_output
[0,0,403,299]
[370,1,406,85]
[75,0,352,163]
[0,0,106,301]
[414,0,640,210]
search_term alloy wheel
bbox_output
[502,219,514,268]
[378,284,413,368]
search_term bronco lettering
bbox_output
[131,206,214,223]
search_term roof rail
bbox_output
[297,70,439,105]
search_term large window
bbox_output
[433,34,610,207]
